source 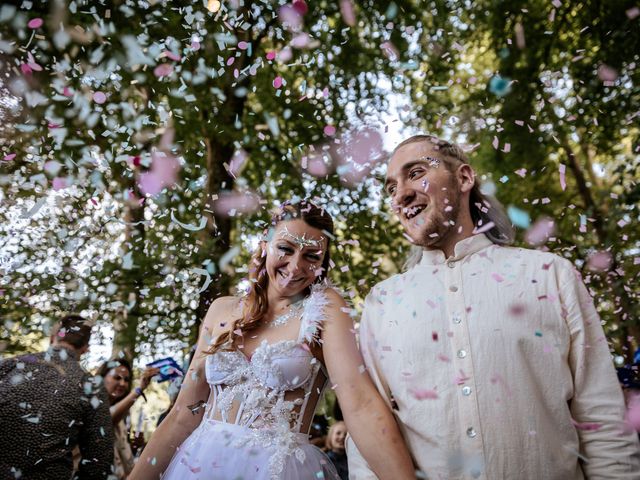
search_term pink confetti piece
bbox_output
[278,4,304,31]
[586,251,613,272]
[597,64,618,82]
[238,41,249,50]
[571,419,602,431]
[3,153,16,162]
[491,272,504,282]
[437,353,451,363]
[163,50,181,61]
[227,149,248,177]
[28,18,43,29]
[291,32,314,49]
[492,136,499,149]
[226,57,235,66]
[63,86,73,97]
[323,125,336,136]
[93,91,107,104]
[453,370,470,385]
[333,126,384,186]
[292,0,308,15]
[301,152,329,177]
[410,388,438,400]
[627,7,640,19]
[138,138,181,196]
[20,63,33,75]
[525,217,555,246]
[509,303,526,316]
[266,50,276,60]
[154,63,173,78]
[340,0,356,26]
[559,163,566,191]
[128,155,141,167]
[380,41,399,61]
[277,47,293,62]
[213,191,260,217]
[273,76,283,88]
[52,177,68,191]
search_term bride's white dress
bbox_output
[162,285,341,479]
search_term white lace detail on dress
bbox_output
[204,283,330,479]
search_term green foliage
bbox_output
[1,0,639,362]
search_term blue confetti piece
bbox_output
[507,205,531,229]
[489,75,512,97]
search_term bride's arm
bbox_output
[129,297,233,480]
[321,289,416,480]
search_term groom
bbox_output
[347,135,640,479]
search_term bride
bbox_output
[130,200,415,479]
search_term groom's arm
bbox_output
[346,434,379,479]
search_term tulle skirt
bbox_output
[162,418,340,480]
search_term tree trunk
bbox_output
[111,199,146,362]
[194,136,236,328]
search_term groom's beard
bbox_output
[413,179,462,249]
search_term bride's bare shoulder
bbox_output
[201,296,243,337]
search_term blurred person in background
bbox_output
[0,315,114,479]
[308,414,330,450]
[326,421,349,480]
[98,358,158,479]
[618,364,640,440]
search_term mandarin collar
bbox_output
[418,234,493,266]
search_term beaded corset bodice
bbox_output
[201,285,330,476]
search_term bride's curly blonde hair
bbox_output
[206,200,334,354]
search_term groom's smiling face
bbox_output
[385,141,462,248]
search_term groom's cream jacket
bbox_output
[347,234,640,479]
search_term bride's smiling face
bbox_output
[264,219,327,298]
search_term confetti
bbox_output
[92,91,107,104]
[525,217,555,246]
[507,205,531,228]
[559,164,566,191]
[323,125,336,136]
[586,251,613,272]
[410,388,439,400]
[570,419,602,431]
[154,64,174,78]
[340,0,356,26]
[27,18,43,29]
[489,75,512,97]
